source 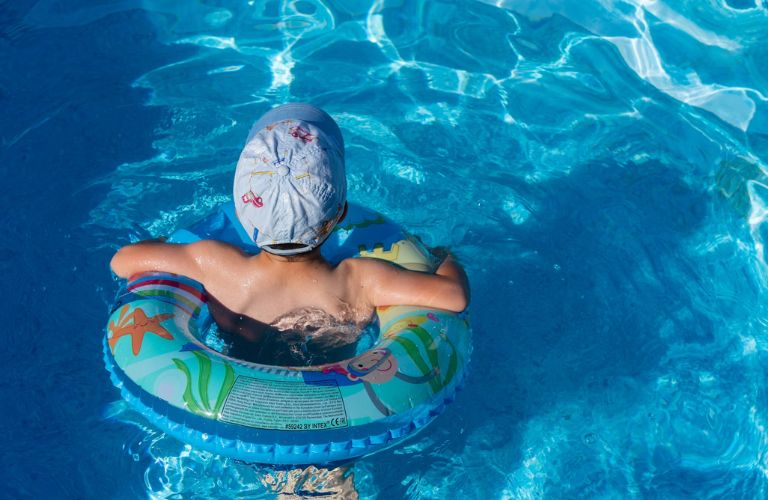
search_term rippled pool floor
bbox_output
[3,0,768,497]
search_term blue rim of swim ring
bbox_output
[104,203,472,465]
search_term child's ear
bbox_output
[339,202,349,222]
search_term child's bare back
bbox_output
[111,238,467,328]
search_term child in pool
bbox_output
[111,103,469,350]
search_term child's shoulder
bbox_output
[335,256,404,286]
[337,255,395,272]
[184,240,253,271]
[189,239,249,256]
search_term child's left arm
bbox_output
[356,253,470,312]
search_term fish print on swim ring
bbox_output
[303,349,439,416]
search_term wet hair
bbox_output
[263,243,320,261]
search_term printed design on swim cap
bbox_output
[289,125,315,144]
[265,119,293,132]
[241,191,264,208]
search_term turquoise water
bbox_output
[4,0,768,497]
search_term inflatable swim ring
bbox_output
[104,203,472,465]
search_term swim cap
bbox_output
[233,103,347,255]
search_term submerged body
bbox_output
[206,294,368,365]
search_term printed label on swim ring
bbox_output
[220,376,349,431]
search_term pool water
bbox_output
[3,0,768,497]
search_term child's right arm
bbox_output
[110,240,245,288]
[356,252,470,312]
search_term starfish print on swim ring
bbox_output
[108,305,175,356]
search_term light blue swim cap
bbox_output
[233,103,347,255]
